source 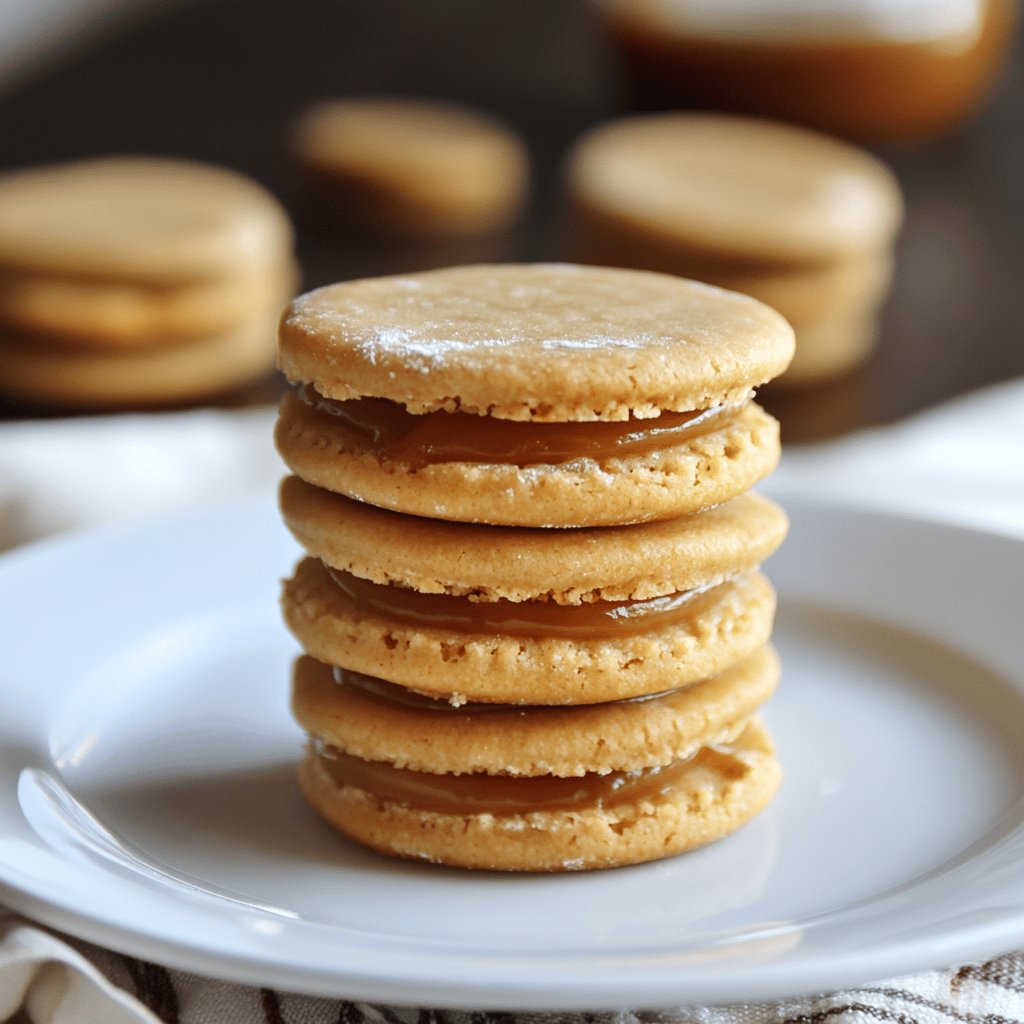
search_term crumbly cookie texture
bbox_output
[277,263,794,421]
[298,718,781,871]
[282,557,777,704]
[275,389,781,527]
[280,475,788,603]
[292,646,778,776]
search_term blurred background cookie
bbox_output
[293,97,531,238]
[0,156,296,411]
[566,113,904,385]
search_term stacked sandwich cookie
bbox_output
[276,263,794,871]
[0,157,296,410]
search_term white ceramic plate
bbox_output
[1,495,1023,1010]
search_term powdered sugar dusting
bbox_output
[347,329,670,367]
[536,334,663,350]
[285,266,782,365]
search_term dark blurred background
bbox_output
[0,0,1021,440]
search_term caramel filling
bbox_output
[333,665,675,713]
[327,565,737,639]
[313,743,750,814]
[298,384,743,467]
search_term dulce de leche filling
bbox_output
[298,383,745,467]
[313,741,751,814]
[326,564,740,639]
[333,665,674,712]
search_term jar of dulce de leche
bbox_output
[599,0,1019,142]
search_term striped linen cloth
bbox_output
[2,912,1024,1024]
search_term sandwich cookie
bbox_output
[275,263,794,527]
[280,475,787,704]
[293,648,781,871]
[284,557,775,706]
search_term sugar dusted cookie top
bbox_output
[568,114,904,264]
[0,157,294,282]
[278,263,794,421]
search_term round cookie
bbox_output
[293,98,530,237]
[278,263,793,419]
[292,645,779,776]
[565,113,904,265]
[298,716,781,871]
[0,157,293,283]
[276,264,792,527]
[0,308,282,409]
[280,474,788,603]
[282,556,777,705]
[0,261,299,348]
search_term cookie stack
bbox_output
[276,263,794,871]
[566,113,903,386]
[0,157,296,410]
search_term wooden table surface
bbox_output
[0,0,1021,441]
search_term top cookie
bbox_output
[567,114,904,265]
[0,157,294,283]
[277,263,794,421]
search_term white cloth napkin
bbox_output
[0,914,161,1023]
[1,378,1023,1023]
[766,376,1024,541]
[0,406,282,553]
